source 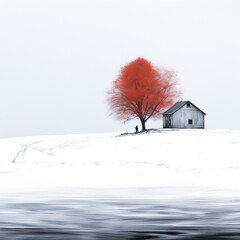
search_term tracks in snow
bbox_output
[12,141,42,163]
[11,138,92,164]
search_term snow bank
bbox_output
[0,129,240,191]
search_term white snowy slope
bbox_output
[0,129,240,191]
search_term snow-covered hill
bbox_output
[0,129,240,191]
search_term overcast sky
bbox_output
[0,0,240,138]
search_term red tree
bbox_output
[108,58,180,131]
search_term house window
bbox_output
[169,119,171,126]
[188,119,193,125]
[186,103,190,108]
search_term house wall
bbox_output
[171,103,205,129]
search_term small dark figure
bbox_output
[135,125,139,133]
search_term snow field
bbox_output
[0,129,240,191]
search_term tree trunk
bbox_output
[140,117,146,131]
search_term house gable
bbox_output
[163,101,206,116]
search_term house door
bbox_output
[166,116,171,127]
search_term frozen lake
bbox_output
[1,187,240,240]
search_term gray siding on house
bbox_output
[172,104,205,128]
[163,101,206,129]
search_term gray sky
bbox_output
[0,0,240,138]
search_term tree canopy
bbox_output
[108,58,180,131]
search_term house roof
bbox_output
[163,101,207,115]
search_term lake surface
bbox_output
[1,187,240,239]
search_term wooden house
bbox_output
[163,100,206,129]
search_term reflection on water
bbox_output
[1,187,240,239]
